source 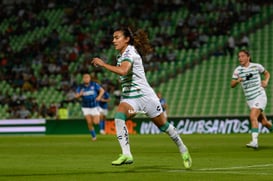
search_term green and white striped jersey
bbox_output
[116,45,156,99]
[232,62,266,101]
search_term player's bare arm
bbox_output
[231,77,243,88]
[96,87,105,101]
[92,58,131,76]
[261,70,270,88]
[75,90,83,99]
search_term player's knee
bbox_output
[159,122,170,132]
[114,112,127,121]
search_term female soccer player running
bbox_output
[92,27,192,168]
[75,73,104,141]
[231,50,272,149]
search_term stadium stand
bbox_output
[154,4,273,117]
[0,0,272,119]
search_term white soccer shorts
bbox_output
[121,95,163,118]
[81,107,100,116]
[247,91,267,111]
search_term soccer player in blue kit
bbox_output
[157,92,168,119]
[98,86,110,135]
[75,73,104,141]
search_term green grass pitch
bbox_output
[0,134,272,181]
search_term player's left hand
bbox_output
[92,57,105,67]
[261,80,268,88]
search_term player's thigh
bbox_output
[92,115,100,124]
[143,96,162,119]
[247,94,267,111]
[151,112,166,127]
[117,101,136,118]
[82,107,100,124]
[84,115,93,124]
[90,108,100,124]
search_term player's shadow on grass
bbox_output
[244,145,273,150]
[258,145,273,150]
[0,165,188,177]
[116,165,190,174]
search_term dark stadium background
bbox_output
[0,0,272,121]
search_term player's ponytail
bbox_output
[132,28,153,56]
[115,27,153,56]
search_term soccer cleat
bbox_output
[246,141,258,149]
[182,151,192,169]
[112,154,133,166]
[92,137,97,141]
[100,130,106,135]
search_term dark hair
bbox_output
[114,27,153,56]
[82,72,91,76]
[238,49,251,62]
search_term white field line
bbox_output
[167,171,273,176]
[167,163,273,173]
[197,163,273,171]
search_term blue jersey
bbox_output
[99,91,110,109]
[76,82,101,108]
[160,98,167,111]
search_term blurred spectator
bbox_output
[17,90,27,102]
[12,74,24,89]
[166,47,177,61]
[59,74,71,92]
[213,47,225,57]
[17,105,31,119]
[22,79,34,92]
[39,102,48,118]
[57,102,69,119]
[1,93,12,105]
[225,33,236,56]
[39,74,50,88]
[64,87,76,103]
[24,97,39,114]
[198,29,209,45]
[249,2,261,14]
[47,103,57,118]
[238,34,250,48]
[68,43,79,62]
[0,91,5,104]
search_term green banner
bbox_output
[46,119,89,134]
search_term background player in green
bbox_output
[92,27,192,168]
[231,50,272,149]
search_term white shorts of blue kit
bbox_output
[98,107,108,116]
[82,107,100,116]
